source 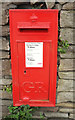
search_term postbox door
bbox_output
[18,41,50,101]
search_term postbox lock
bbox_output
[24,70,26,74]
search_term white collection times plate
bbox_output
[25,42,43,67]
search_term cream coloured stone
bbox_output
[45,1,55,8]
[57,79,74,92]
[60,11,74,27]
[0,37,9,51]
[0,90,12,99]
[59,72,75,79]
[0,51,9,59]
[60,29,75,45]
[30,0,40,4]
[69,113,75,119]
[62,2,74,9]
[1,26,9,36]
[60,45,75,59]
[59,108,74,113]
[44,112,68,118]
[2,60,11,76]
[56,102,75,108]
[57,92,74,103]
[59,59,75,71]
[57,0,74,4]
[54,3,62,10]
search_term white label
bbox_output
[25,42,43,67]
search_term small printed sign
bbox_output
[25,42,43,67]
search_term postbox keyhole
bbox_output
[24,70,26,74]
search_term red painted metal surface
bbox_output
[9,9,58,107]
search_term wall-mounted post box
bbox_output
[9,9,58,107]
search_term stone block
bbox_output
[60,11,74,28]
[57,0,74,4]
[2,2,17,9]
[0,51,10,59]
[0,37,9,51]
[62,2,74,9]
[56,102,75,108]
[59,72,75,79]
[54,3,62,10]
[2,105,9,113]
[69,113,75,119]
[44,112,68,118]
[39,107,59,112]
[57,79,74,92]
[12,1,29,5]
[57,92,74,103]
[0,90,12,100]
[0,60,2,77]
[60,52,75,59]
[0,79,12,85]
[45,1,55,8]
[30,0,40,4]
[60,49,75,59]
[2,9,9,25]
[59,108,74,113]
[32,111,43,116]
[0,26,9,37]
[59,59,75,71]
[0,100,12,106]
[2,60,11,77]
[60,29,75,45]
[60,45,75,59]
[32,116,47,120]
[0,85,3,90]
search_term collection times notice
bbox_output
[25,42,43,67]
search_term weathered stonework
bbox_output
[56,102,75,108]
[60,11,74,28]
[57,0,74,4]
[0,51,9,59]
[59,59,75,71]
[62,2,74,9]
[39,107,59,112]
[0,37,9,51]
[1,100,12,106]
[60,46,75,58]
[44,112,68,118]
[59,108,74,113]
[59,72,75,80]
[0,79,12,85]
[1,26,9,37]
[45,1,55,8]
[60,29,74,44]
[54,3,62,10]
[69,113,75,119]
[2,60,11,77]
[57,79,74,92]
[0,90,12,99]
[57,92,74,103]
[2,9,8,25]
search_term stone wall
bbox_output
[0,1,75,120]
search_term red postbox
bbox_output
[9,9,58,107]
